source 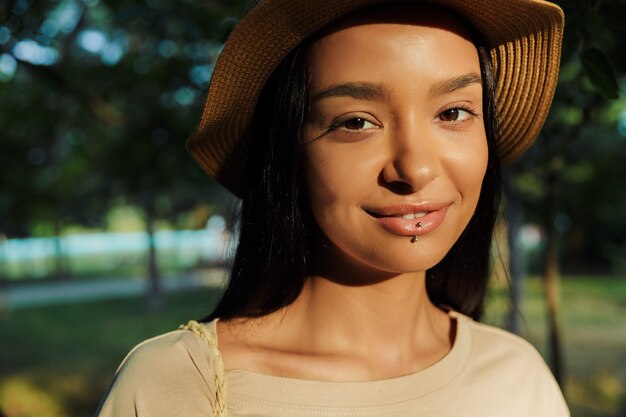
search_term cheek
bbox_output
[304,151,342,204]
[303,149,342,229]
[448,135,489,206]
[304,144,381,209]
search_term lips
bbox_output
[368,211,427,220]
[364,203,451,237]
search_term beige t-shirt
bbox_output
[96,311,569,417]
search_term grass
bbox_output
[0,275,625,417]
[0,289,222,417]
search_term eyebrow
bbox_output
[311,82,386,103]
[310,73,482,104]
[428,73,482,98]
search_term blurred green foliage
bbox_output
[0,0,244,241]
[508,0,626,274]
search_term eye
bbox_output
[340,117,377,130]
[310,114,380,141]
[438,107,475,122]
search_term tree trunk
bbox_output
[543,156,564,387]
[52,221,68,280]
[504,173,525,335]
[145,204,163,310]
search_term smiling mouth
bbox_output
[364,204,450,237]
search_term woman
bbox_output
[97,1,567,416]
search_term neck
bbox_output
[255,266,454,383]
[288,271,449,352]
[219,267,454,381]
[285,243,451,357]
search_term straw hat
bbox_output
[187,0,564,197]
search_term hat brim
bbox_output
[187,0,564,197]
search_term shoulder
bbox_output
[115,323,220,387]
[462,315,548,365]
[96,321,222,417]
[453,313,569,416]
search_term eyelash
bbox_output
[324,105,480,136]
[327,116,378,133]
[436,105,479,126]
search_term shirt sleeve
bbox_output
[461,317,570,417]
[95,329,219,417]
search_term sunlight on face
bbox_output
[303,5,488,278]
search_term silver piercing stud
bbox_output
[411,222,423,243]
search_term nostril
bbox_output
[379,147,437,194]
[389,181,415,195]
[377,173,415,195]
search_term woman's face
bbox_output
[302,6,488,276]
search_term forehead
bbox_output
[308,4,481,93]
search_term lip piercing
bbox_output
[411,222,423,243]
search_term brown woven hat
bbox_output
[186,0,564,197]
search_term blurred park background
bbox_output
[0,0,625,416]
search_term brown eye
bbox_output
[331,117,377,133]
[343,118,368,130]
[439,108,460,122]
[438,108,474,123]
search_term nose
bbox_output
[380,120,440,193]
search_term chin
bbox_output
[321,235,453,280]
[362,247,449,275]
